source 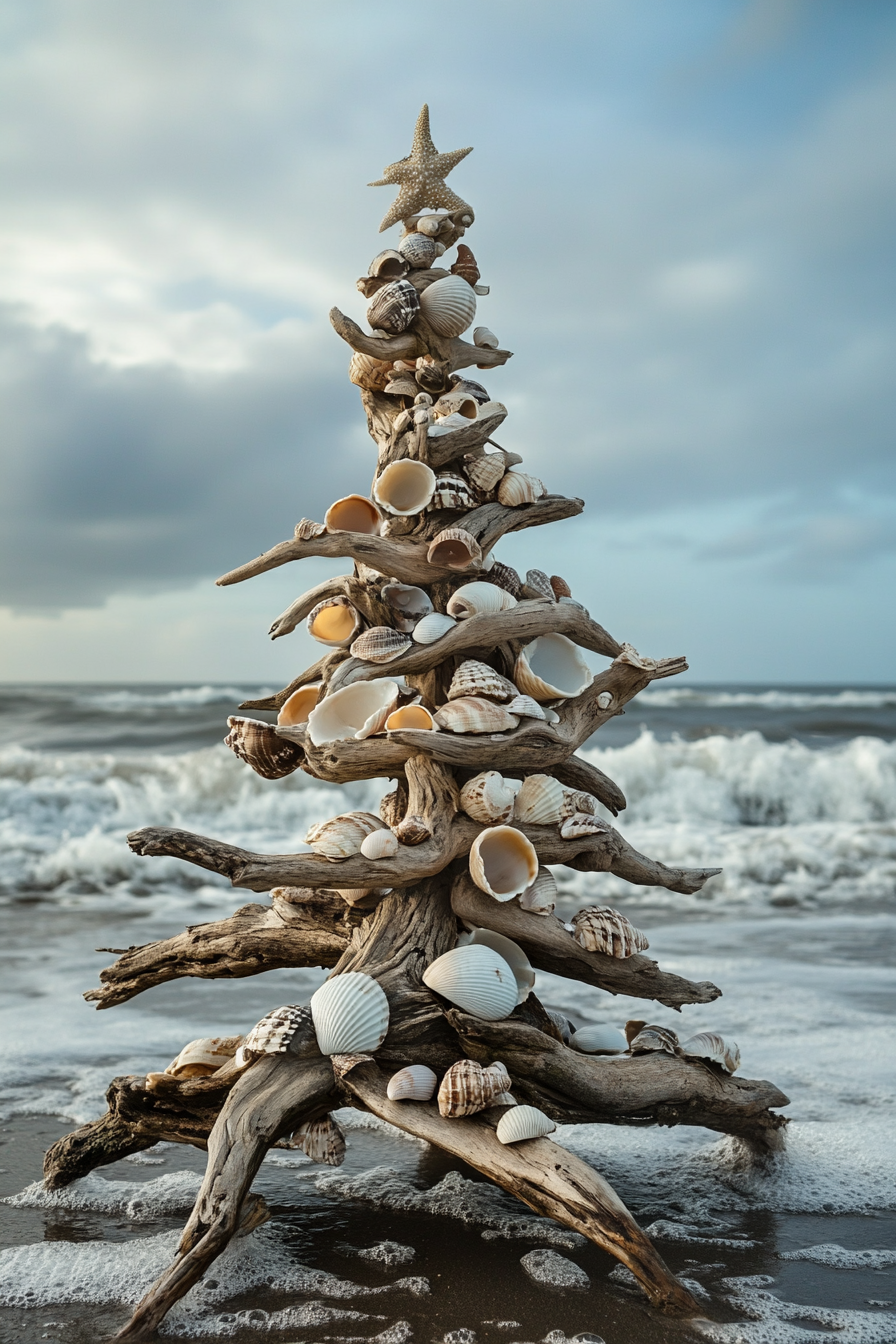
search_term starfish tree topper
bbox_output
[369,104,473,233]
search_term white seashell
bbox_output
[397,233,441,268]
[475,399,507,420]
[505,694,548,721]
[307,596,363,648]
[464,453,506,493]
[446,582,518,619]
[459,771,518,825]
[597,691,614,710]
[559,812,611,839]
[350,626,412,664]
[277,682,322,726]
[419,274,477,337]
[290,1115,346,1166]
[381,582,432,631]
[434,697,520,735]
[307,679,399,746]
[310,972,390,1056]
[519,867,558,916]
[469,825,539,902]
[496,1105,556,1145]
[570,1025,628,1055]
[473,326,499,349]
[433,392,478,421]
[427,528,482,570]
[513,774,567,825]
[165,1035,242,1078]
[412,611,456,644]
[680,1032,741,1074]
[497,472,546,507]
[448,660,516,703]
[385,703,436,732]
[374,460,436,516]
[572,906,649,958]
[438,1059,512,1118]
[360,829,399,860]
[613,642,659,671]
[427,410,473,436]
[305,811,385,860]
[422,945,518,1021]
[387,1064,438,1101]
[241,1005,312,1059]
[324,494,381,535]
[514,634,593,701]
[492,1091,516,1106]
[456,928,534,1003]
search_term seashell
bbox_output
[570,1025,628,1056]
[469,825,539,902]
[514,634,593,701]
[484,561,522,599]
[438,1059,511,1118]
[475,399,507,420]
[360,829,400,860]
[614,642,659,671]
[505,694,547,721]
[522,569,556,602]
[387,1064,438,1101]
[290,1115,346,1166]
[561,790,598,817]
[496,1105,556,1145]
[366,278,420,335]
[307,596,363,648]
[310,972,390,1056]
[512,774,566,825]
[412,611,456,644]
[394,813,431,845]
[335,888,388,909]
[385,704,436,732]
[379,787,406,828]
[559,812,610,839]
[572,906,649,958]
[368,249,408,280]
[415,360,449,395]
[427,528,482,571]
[492,1091,516,1106]
[240,1005,312,1061]
[450,243,481,288]
[348,351,393,392]
[374,460,436,516]
[456,929,534,1003]
[473,326,499,349]
[165,1036,242,1079]
[446,582,518,619]
[464,453,506,493]
[397,232,441,268]
[519,866,558,916]
[350,626,413,664]
[546,1009,575,1043]
[627,1022,679,1054]
[416,214,446,237]
[460,771,518,825]
[429,473,478,511]
[550,575,572,599]
[307,678,399,746]
[497,471,547,507]
[680,1032,741,1074]
[413,390,433,404]
[419,274,477,337]
[277,683,322,727]
[384,374,420,398]
[295,517,327,541]
[305,811,385,861]
[315,492,381,537]
[434,697,520,735]
[448,660,516,703]
[422,945,518,1021]
[448,374,491,403]
[224,716,303,780]
[597,691,614,710]
[381,582,432,632]
[433,391,478,421]
[427,411,472,436]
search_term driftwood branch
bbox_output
[329,306,513,374]
[268,574,393,641]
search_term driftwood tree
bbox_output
[45,106,789,1340]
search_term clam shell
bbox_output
[429,473,478,510]
[437,1059,511,1118]
[446,582,518,619]
[497,472,546,507]
[419,274,477,337]
[324,494,381,535]
[305,811,386,861]
[519,866,558,916]
[514,634,593,701]
[486,561,522,598]
[350,626,413,664]
[627,1023,678,1055]
[422,945,518,1020]
[571,905,649,958]
[277,683,321,727]
[513,774,567,825]
[433,391,478,421]
[505,694,548,721]
[291,1115,346,1166]
[368,249,408,280]
[224,716,303,780]
[367,278,420,335]
[307,596,363,648]
[472,326,499,349]
[427,528,482,570]
[360,828,400,860]
[310,972,390,1056]
[459,771,518,825]
[385,704,436,732]
[570,1025,628,1055]
[450,244,480,288]
[412,611,457,644]
[448,660,516,703]
[394,814,431,845]
[559,812,610,839]
[469,825,539,902]
[306,678,399,746]
[496,1105,556,1145]
[374,460,436,516]
[680,1032,740,1074]
[381,582,432,631]
[434,696,520,735]
[241,1005,312,1058]
[387,1064,438,1101]
[456,928,534,1003]
[550,575,572,599]
[398,232,441,268]
[597,691,614,710]
[165,1036,242,1079]
[464,453,506,493]
[523,569,556,602]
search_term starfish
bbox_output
[369,104,473,233]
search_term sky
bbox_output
[0,0,894,685]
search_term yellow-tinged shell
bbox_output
[427,528,482,570]
[514,634,593,701]
[459,770,517,824]
[434,697,520,735]
[359,829,400,860]
[519,866,558,916]
[350,626,413,664]
[448,660,516,703]
[306,679,399,746]
[437,1059,511,1118]
[165,1036,242,1079]
[289,1115,346,1166]
[367,278,420,335]
[307,596,363,648]
[497,472,546,507]
[387,1064,438,1101]
[224,716,304,780]
[374,460,436,516]
[385,703,436,732]
[348,351,392,392]
[496,1105,556,1145]
[680,1032,741,1074]
[419,274,477,337]
[513,774,567,825]
[464,453,506,493]
[571,905,649,958]
[277,683,322,727]
[305,811,386,861]
[446,582,517,619]
[469,825,539,902]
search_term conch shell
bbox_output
[571,906,649,958]
[469,825,538,902]
[434,697,519,735]
[437,1059,511,1118]
[446,582,517,619]
[307,596,363,648]
[374,460,436,516]
[324,495,381,535]
[459,771,518,825]
[419,274,477,337]
[306,679,399,746]
[305,811,386,860]
[497,472,546,507]
[224,716,303,780]
[350,626,412,664]
[514,634,592,701]
[277,683,321,726]
[427,528,482,570]
[448,660,516,703]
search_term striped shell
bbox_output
[437,1059,511,1118]
[680,1032,741,1074]
[359,829,399,860]
[427,528,482,570]
[429,472,478,510]
[310,972,390,1056]
[289,1115,346,1166]
[450,244,480,288]
[464,453,506,493]
[367,279,420,335]
[456,928,534,1003]
[469,825,539,902]
[505,694,548,721]
[422,945,518,1021]
[374,460,436,516]
[496,1105,556,1145]
[570,1025,628,1055]
[434,697,520,735]
[497,472,546,507]
[559,813,610,839]
[459,771,518,825]
[486,561,522,598]
[277,683,321,727]
[448,660,516,703]
[307,596,364,648]
[387,1064,438,1101]
[224,716,303,780]
[305,811,386,861]
[519,867,558,916]
[306,679,399,746]
[385,703,436,732]
[514,634,593,701]
[324,494,381,535]
[240,1005,311,1060]
[571,906,649,958]
[523,569,556,602]
[165,1036,242,1079]
[446,582,518,619]
[348,351,393,392]
[627,1023,679,1055]
[398,232,442,268]
[412,611,457,644]
[350,627,412,664]
[381,582,432,631]
[513,774,567,825]
[419,274,477,337]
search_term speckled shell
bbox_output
[459,771,518,825]
[627,1023,679,1055]
[472,326,499,349]
[411,611,457,644]
[240,1005,312,1061]
[350,626,413,664]
[448,660,516,703]
[570,1025,628,1056]
[290,1115,346,1166]
[368,249,408,280]
[306,678,399,746]
[571,906,649,958]
[505,694,548,721]
[374,460,436,516]
[397,233,442,268]
[469,825,539,902]
[550,575,572,599]
[564,791,598,815]
[433,392,478,421]
[434,697,520,735]
[486,561,523,599]
[427,528,482,570]
[348,351,393,392]
[449,244,480,287]
[523,569,556,602]
[367,278,420,335]
[310,972,390,1056]
[446,582,518,619]
[513,774,567,825]
[429,474,478,513]
[224,716,304,780]
[165,1036,242,1079]
[496,472,546,507]
[387,1064,438,1101]
[419,274,477,337]
[514,634,593,701]
[597,691,614,710]
[307,596,363,648]
[385,703,436,732]
[496,1105,556,1145]
[277,683,322,726]
[456,928,534,1003]
[437,1059,512,1118]
[464,453,506,493]
[360,828,400,860]
[381,582,432,631]
[559,812,610,839]
[305,811,386,861]
[422,945,518,1021]
[680,1032,741,1074]
[519,866,558,916]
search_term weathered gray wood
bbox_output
[268,574,393,641]
[329,305,513,375]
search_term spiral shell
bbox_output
[427,528,482,571]
[381,582,432,631]
[446,582,518,619]
[437,1059,511,1118]
[306,678,399,746]
[680,1032,741,1074]
[360,828,400,860]
[464,454,506,493]
[385,704,436,732]
[522,569,556,602]
[450,244,480,288]
[412,611,457,644]
[627,1023,679,1055]
[519,866,558,916]
[367,278,420,335]
[277,683,322,727]
[496,1105,556,1145]
[240,1005,312,1061]
[469,825,539,902]
[368,249,408,280]
[165,1036,242,1079]
[571,906,649,958]
[570,1025,628,1056]
[434,697,520,735]
[459,771,518,825]
[429,473,478,511]
[350,626,413,664]
[456,928,534,1003]
[324,494,381,536]
[448,660,516,703]
[419,274,477,337]
[514,634,593,701]
[307,596,363,648]
[387,1064,438,1101]
[305,811,386,861]
[433,392,478,421]
[310,972,390,1056]
[473,326,499,349]
[290,1115,346,1166]
[422,945,518,1020]
[224,716,303,780]
[513,774,567,825]
[374,460,436,516]
[497,472,546,507]
[397,233,442,268]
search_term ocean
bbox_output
[0,682,894,1343]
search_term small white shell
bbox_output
[412,611,457,644]
[469,825,539,902]
[473,326,499,349]
[513,774,567,825]
[307,679,399,746]
[505,694,548,721]
[680,1032,741,1074]
[350,627,413,664]
[305,811,385,860]
[422,945,518,1021]
[385,703,436,732]
[570,1025,628,1055]
[307,597,363,648]
[434,696,520,735]
[446,582,518,619]
[310,972,390,1056]
[386,1064,438,1101]
[496,1105,556,1145]
[597,691,614,710]
[519,866,558,916]
[374,460,436,516]
[277,683,322,727]
[497,472,546,507]
[419,274,477,337]
[360,829,400,860]
[324,495,381,535]
[456,927,534,1003]
[459,771,518,825]
[448,660,516,703]
[514,634,593,701]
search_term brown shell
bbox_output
[379,786,407,828]
[550,575,572,599]
[289,1115,346,1166]
[367,279,420,335]
[486,561,523,598]
[350,626,413,664]
[522,569,556,602]
[572,906,649,959]
[427,528,482,570]
[429,473,478,511]
[434,696,520,735]
[448,659,517,703]
[450,244,481,289]
[224,716,304,780]
[241,1004,312,1058]
[627,1023,679,1055]
[464,454,506,493]
[415,360,449,395]
[348,351,393,392]
[437,1058,511,1118]
[394,814,431,846]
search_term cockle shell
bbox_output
[448,660,516,703]
[360,829,400,860]
[446,582,518,619]
[486,561,522,599]
[505,694,548,721]
[519,866,558,916]
[350,626,412,664]
[434,697,520,735]
[438,1059,512,1118]
[324,494,381,535]
[348,351,393,392]
[381,582,432,631]
[523,569,556,602]
[412,611,456,644]
[627,1022,679,1055]
[469,825,539,902]
[464,454,506,493]
[680,1032,741,1074]
[429,473,478,510]
[367,279,420,335]
[497,472,546,507]
[419,274,477,337]
[307,596,364,648]
[305,811,386,861]
[427,528,482,570]
[290,1115,346,1167]
[496,1105,556,1145]
[374,460,436,516]
[571,906,649,958]
[310,972,390,1056]
[570,1025,628,1056]
[559,813,610,839]
[224,716,303,780]
[460,771,517,825]
[450,243,480,288]
[278,683,322,727]
[397,232,442,268]
[457,928,534,1003]
[473,326,499,349]
[422,945,518,1021]
[387,1064,438,1101]
[513,774,567,825]
[306,678,399,746]
[514,634,593,701]
[239,1005,312,1064]
[368,249,408,280]
[433,391,478,421]
[550,575,572,599]
[385,703,436,732]
[165,1036,242,1079]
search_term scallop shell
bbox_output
[514,634,593,701]
[397,233,441,268]
[374,460,436,516]
[505,694,548,721]
[456,928,534,1003]
[496,1105,556,1145]
[496,472,546,507]
[368,249,408,280]
[348,351,393,392]
[307,596,363,648]
[350,626,413,664]
[433,392,478,421]
[486,561,522,599]
[473,326,499,349]
[165,1036,242,1079]
[571,906,649,958]
[324,495,381,535]
[394,814,431,845]
[224,716,303,780]
[464,453,506,493]
[387,1064,438,1101]
[519,866,558,916]
[240,1005,312,1060]
[570,1025,628,1056]
[360,829,400,860]
[434,697,520,735]
[513,774,567,825]
[381,582,432,631]
[446,582,518,619]
[310,972,390,1056]
[429,473,478,510]
[459,771,518,825]
[385,704,436,732]
[559,812,610,839]
[680,1032,741,1074]
[427,528,482,570]
[597,691,614,710]
[419,274,477,337]
[449,243,480,288]
[448,660,516,703]
[627,1023,679,1055]
[305,811,386,861]
[550,575,572,599]
[437,1059,511,1118]
[522,569,556,602]
[306,678,399,746]
[469,825,539,902]
[367,278,420,335]
[290,1115,346,1166]
[422,945,518,1021]
[412,611,457,644]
